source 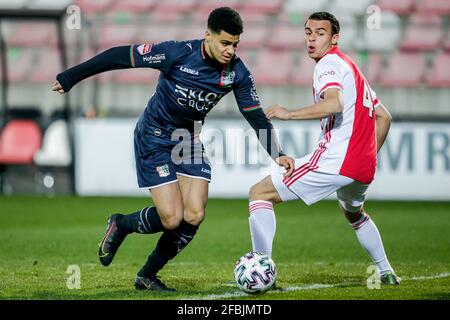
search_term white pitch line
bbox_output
[180,283,338,300]
[281,284,335,292]
[177,272,450,300]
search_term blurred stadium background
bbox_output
[0,0,449,198]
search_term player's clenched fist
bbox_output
[265,104,292,121]
[52,80,65,94]
[276,155,295,178]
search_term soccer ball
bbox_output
[234,252,277,294]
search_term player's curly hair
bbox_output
[207,7,243,35]
[307,12,340,35]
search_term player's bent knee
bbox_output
[184,209,205,226]
[160,215,183,230]
[338,200,363,214]
[338,201,364,223]
[249,182,264,201]
[157,206,184,230]
[249,181,280,203]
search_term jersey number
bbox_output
[363,81,375,118]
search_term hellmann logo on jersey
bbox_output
[142,53,166,63]
[180,66,199,76]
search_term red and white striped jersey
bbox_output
[311,46,380,184]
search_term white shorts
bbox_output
[271,155,370,212]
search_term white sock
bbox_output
[249,200,276,258]
[351,213,394,275]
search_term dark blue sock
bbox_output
[118,206,164,234]
[137,220,198,277]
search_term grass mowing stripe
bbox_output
[406,272,450,281]
[179,272,450,300]
[1,197,449,299]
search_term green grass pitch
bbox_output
[0,196,449,300]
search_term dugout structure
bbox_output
[0,6,74,194]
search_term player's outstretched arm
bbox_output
[240,108,294,175]
[266,88,344,121]
[375,103,392,153]
[52,46,132,94]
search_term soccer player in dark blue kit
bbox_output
[52,7,294,291]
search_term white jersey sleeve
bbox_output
[369,85,381,108]
[313,57,345,101]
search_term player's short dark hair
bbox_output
[207,7,243,35]
[306,12,340,35]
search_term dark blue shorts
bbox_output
[134,125,211,189]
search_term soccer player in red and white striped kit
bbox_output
[248,12,400,285]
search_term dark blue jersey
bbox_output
[56,40,285,159]
[131,40,260,143]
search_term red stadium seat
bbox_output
[110,0,157,13]
[400,14,443,51]
[268,24,305,50]
[426,53,450,87]
[291,53,316,86]
[29,49,62,83]
[291,50,380,88]
[253,50,294,86]
[348,52,382,86]
[363,53,383,86]
[116,68,159,85]
[75,0,115,13]
[239,11,270,25]
[191,10,268,25]
[180,24,206,41]
[332,14,357,51]
[196,0,241,13]
[274,12,306,26]
[416,0,450,15]
[443,32,450,52]
[98,24,139,50]
[97,70,115,84]
[357,11,402,52]
[135,24,183,44]
[376,0,416,15]
[6,48,33,82]
[7,22,57,47]
[150,11,185,24]
[330,0,373,16]
[283,0,329,14]
[153,0,197,14]
[102,11,147,26]
[190,11,210,24]
[235,50,253,66]
[240,0,284,14]
[408,13,442,27]
[238,26,270,50]
[0,120,42,164]
[379,52,426,87]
